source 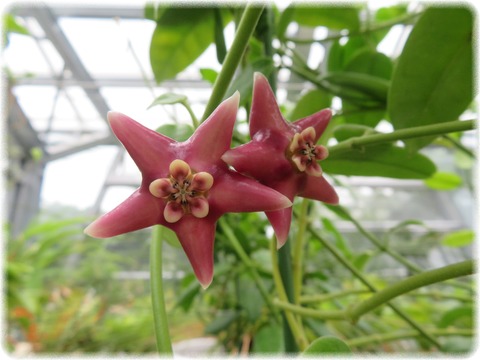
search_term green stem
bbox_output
[292,199,309,304]
[270,237,309,351]
[284,12,422,44]
[150,225,173,355]
[181,100,199,129]
[201,4,265,121]
[348,260,475,323]
[278,239,301,352]
[328,119,475,156]
[306,224,442,349]
[273,299,346,320]
[218,218,281,322]
[300,289,370,304]
[335,204,474,293]
[442,134,476,158]
[347,328,473,348]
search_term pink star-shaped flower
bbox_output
[222,74,339,248]
[84,93,292,288]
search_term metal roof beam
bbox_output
[31,6,111,121]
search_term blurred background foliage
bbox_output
[4,1,475,357]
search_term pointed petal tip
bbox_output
[199,276,213,289]
[254,71,267,81]
[83,221,107,239]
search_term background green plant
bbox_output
[5,2,475,356]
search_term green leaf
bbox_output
[213,9,226,64]
[372,5,409,44]
[150,8,215,83]
[253,324,284,353]
[155,123,194,142]
[322,144,437,179]
[388,7,473,151]
[322,218,352,259]
[334,124,377,142]
[224,58,275,104]
[237,273,264,322]
[161,226,182,248]
[3,14,29,35]
[302,336,352,355]
[438,306,473,328]
[200,68,218,84]
[288,89,331,121]
[424,171,462,190]
[327,37,370,73]
[441,229,474,248]
[147,92,187,108]
[289,5,360,31]
[144,2,156,21]
[204,310,239,334]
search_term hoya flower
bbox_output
[222,73,339,248]
[84,93,292,288]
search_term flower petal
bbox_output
[170,217,217,288]
[300,175,339,205]
[293,109,332,142]
[291,154,307,172]
[107,112,175,179]
[222,138,292,183]
[149,178,174,198]
[266,208,293,249]
[191,172,214,191]
[209,171,292,214]
[84,190,161,238]
[169,159,191,181]
[164,201,184,223]
[190,197,209,218]
[289,133,303,153]
[186,92,239,165]
[249,73,291,136]
[314,145,329,161]
[301,127,316,144]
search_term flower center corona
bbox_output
[288,127,328,177]
[149,159,214,223]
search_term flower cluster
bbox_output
[85,73,338,287]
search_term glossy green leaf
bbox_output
[322,144,437,179]
[150,8,215,83]
[441,229,474,248]
[388,7,474,151]
[147,93,187,108]
[424,171,462,190]
[341,49,392,126]
[327,37,369,73]
[288,89,331,121]
[289,5,360,31]
[302,336,352,355]
[155,123,194,142]
[372,5,409,43]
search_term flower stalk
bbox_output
[201,4,265,121]
[150,225,173,355]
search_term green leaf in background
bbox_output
[288,89,331,121]
[200,68,218,84]
[155,123,194,142]
[323,144,436,179]
[150,7,215,83]
[3,13,29,35]
[388,7,473,151]
[327,37,369,73]
[236,272,264,322]
[441,229,474,248]
[147,92,187,108]
[424,171,462,191]
[213,9,227,64]
[333,124,377,142]
[371,4,408,44]
[144,2,155,21]
[438,306,473,328]
[204,309,239,334]
[302,336,352,355]
[224,58,275,104]
[288,5,360,31]
[253,324,284,353]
